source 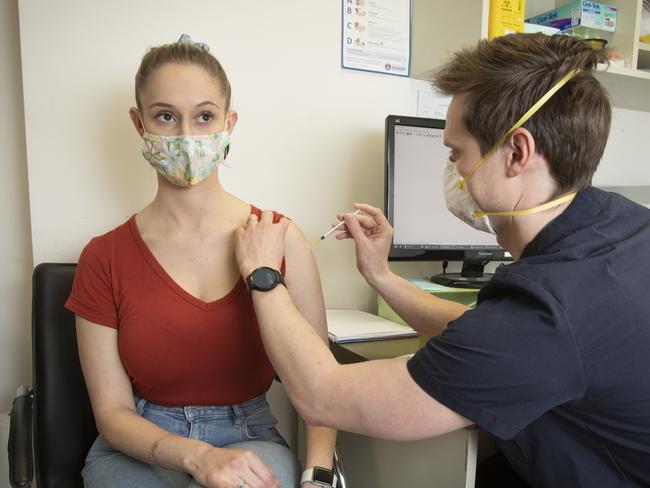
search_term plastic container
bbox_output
[488,0,527,40]
[641,2,650,43]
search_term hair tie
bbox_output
[177,33,210,52]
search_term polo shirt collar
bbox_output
[520,187,604,259]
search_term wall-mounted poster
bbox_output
[341,0,411,77]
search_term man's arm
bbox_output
[367,270,469,338]
[252,285,471,440]
[236,211,470,440]
[337,204,469,337]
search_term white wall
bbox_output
[17,0,425,315]
[6,0,650,423]
[594,107,650,186]
[0,0,33,414]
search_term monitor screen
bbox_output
[385,115,510,262]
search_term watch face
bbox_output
[312,467,335,484]
[252,267,278,290]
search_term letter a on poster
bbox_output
[341,0,411,77]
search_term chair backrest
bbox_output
[32,263,97,488]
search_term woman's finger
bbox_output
[247,457,277,487]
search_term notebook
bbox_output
[326,309,417,344]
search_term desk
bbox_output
[329,337,479,488]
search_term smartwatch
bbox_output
[246,267,285,294]
[301,466,337,487]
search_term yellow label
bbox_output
[488,0,526,40]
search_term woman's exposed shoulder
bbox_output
[284,219,310,256]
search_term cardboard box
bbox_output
[526,1,617,38]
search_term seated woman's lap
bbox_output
[83,437,300,488]
[82,435,192,488]
[83,394,301,488]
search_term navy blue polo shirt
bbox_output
[408,187,650,487]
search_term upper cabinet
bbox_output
[411,0,650,111]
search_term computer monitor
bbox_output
[384,115,511,288]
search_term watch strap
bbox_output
[300,467,337,487]
[300,468,314,485]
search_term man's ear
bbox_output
[129,107,145,137]
[505,127,535,178]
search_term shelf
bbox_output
[597,63,650,80]
[413,64,650,112]
[409,0,650,111]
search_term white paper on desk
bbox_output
[326,309,417,344]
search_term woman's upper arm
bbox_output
[76,316,135,421]
[283,222,327,339]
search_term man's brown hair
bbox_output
[434,33,611,194]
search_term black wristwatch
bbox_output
[246,267,285,294]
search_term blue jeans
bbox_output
[82,394,301,488]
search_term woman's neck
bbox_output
[142,171,241,234]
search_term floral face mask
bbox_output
[140,128,231,187]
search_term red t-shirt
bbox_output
[65,205,285,406]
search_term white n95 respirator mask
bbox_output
[443,160,496,235]
[442,68,583,234]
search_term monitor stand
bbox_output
[430,260,492,290]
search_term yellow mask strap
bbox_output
[458,68,580,190]
[473,191,577,218]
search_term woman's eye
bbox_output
[198,112,214,123]
[155,111,176,123]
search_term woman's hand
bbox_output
[335,203,393,286]
[189,445,279,488]
[235,210,290,278]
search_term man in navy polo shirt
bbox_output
[235,33,650,487]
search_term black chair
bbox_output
[9,263,96,488]
[8,263,348,488]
